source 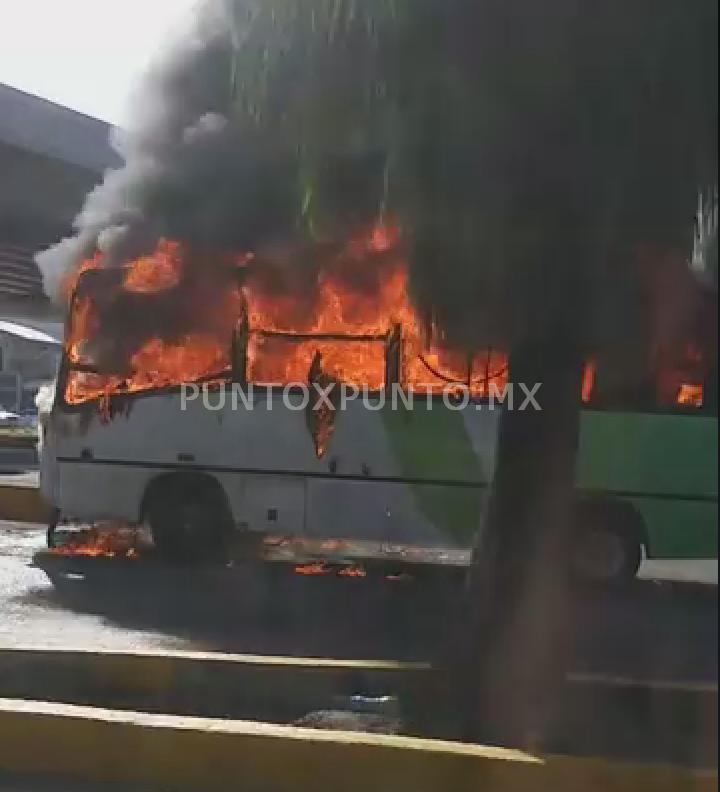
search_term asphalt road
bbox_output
[0,521,717,687]
[0,775,153,792]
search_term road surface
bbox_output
[0,521,716,688]
[0,775,148,792]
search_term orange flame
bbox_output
[65,334,230,405]
[127,335,229,391]
[581,360,596,403]
[243,225,507,393]
[60,251,103,304]
[337,565,367,578]
[50,527,141,559]
[65,297,99,366]
[294,561,331,576]
[248,336,386,388]
[123,240,183,293]
[62,227,509,408]
[677,383,703,407]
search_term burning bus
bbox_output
[30,0,718,586]
[38,228,718,583]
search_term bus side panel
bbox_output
[624,498,718,559]
[305,479,489,546]
[577,411,718,498]
[50,390,502,539]
[58,461,151,524]
[577,410,718,559]
[237,474,306,535]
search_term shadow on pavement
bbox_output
[18,552,719,683]
[22,556,458,660]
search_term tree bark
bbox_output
[457,334,583,747]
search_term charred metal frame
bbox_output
[231,320,403,392]
[57,283,233,412]
[57,268,501,410]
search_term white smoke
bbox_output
[34,0,240,303]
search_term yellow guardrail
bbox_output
[0,698,714,792]
[0,428,37,448]
[0,478,49,523]
[0,648,715,791]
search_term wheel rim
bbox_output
[573,528,627,582]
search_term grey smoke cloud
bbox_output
[35,0,714,365]
[35,0,248,301]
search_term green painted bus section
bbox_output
[577,411,718,558]
[576,411,718,499]
[381,406,487,545]
[382,404,718,558]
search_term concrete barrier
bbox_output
[0,432,37,450]
[0,647,716,785]
[0,698,714,792]
[0,647,434,726]
[0,472,48,524]
[0,483,49,523]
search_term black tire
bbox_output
[569,503,643,586]
[146,479,230,563]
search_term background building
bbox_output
[0,82,121,412]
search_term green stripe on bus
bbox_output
[381,406,485,545]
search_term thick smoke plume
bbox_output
[37,0,715,358]
[37,0,274,302]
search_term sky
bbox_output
[0,0,199,125]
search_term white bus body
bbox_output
[40,385,501,548]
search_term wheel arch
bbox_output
[574,495,650,556]
[140,471,233,528]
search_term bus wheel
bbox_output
[569,504,643,586]
[146,480,230,563]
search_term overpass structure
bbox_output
[0,83,122,415]
[0,81,121,323]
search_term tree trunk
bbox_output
[457,334,584,747]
